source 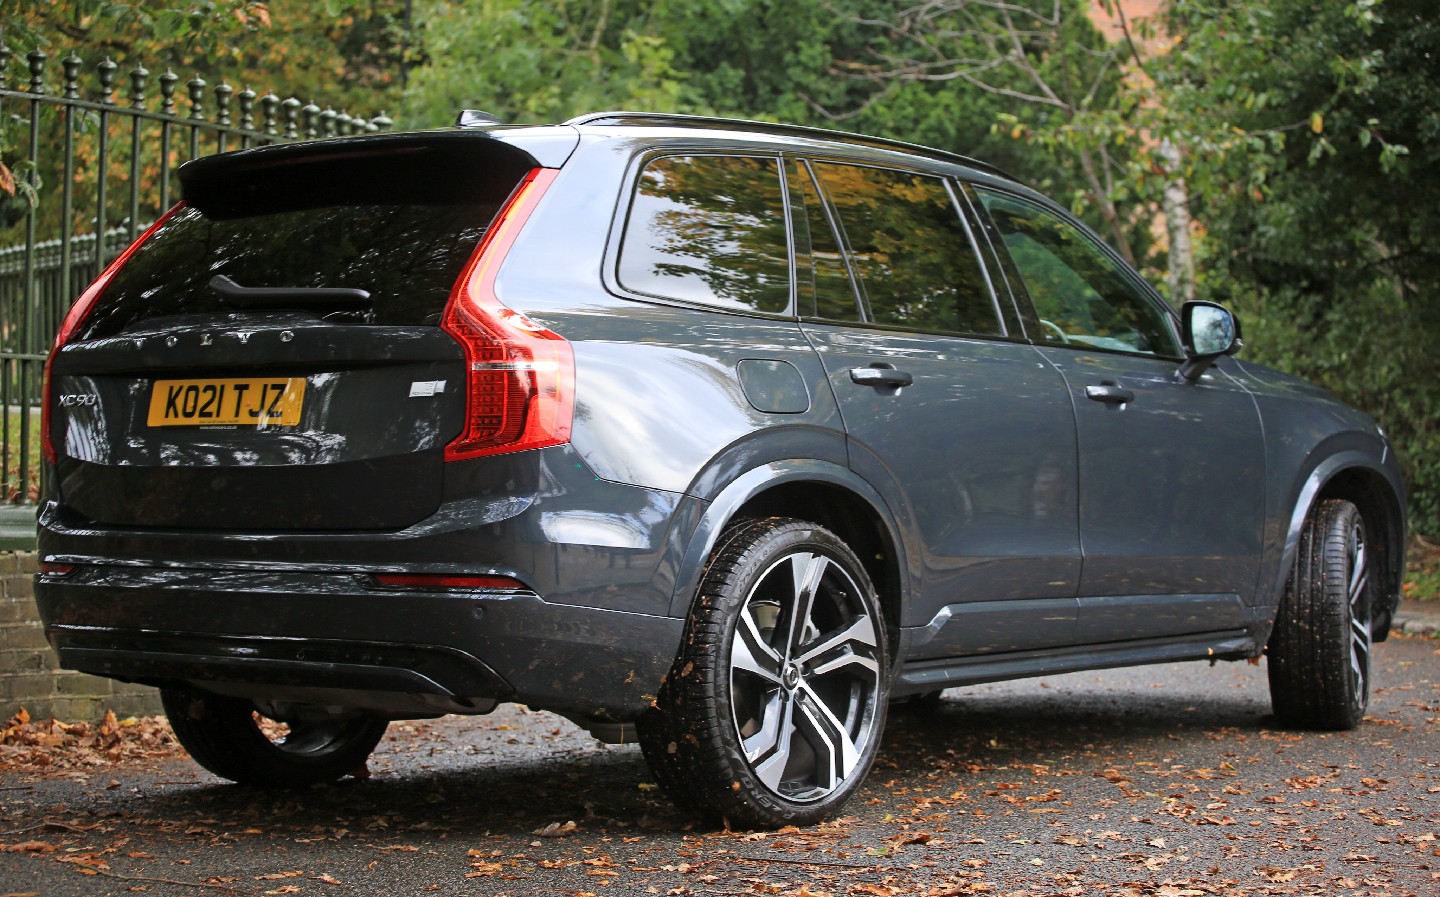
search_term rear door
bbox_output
[48,135,540,531]
[790,158,1082,657]
[974,187,1266,641]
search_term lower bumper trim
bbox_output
[51,627,514,699]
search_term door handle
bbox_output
[849,365,914,389]
[1085,382,1135,405]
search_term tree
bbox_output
[2,0,405,115]
[825,0,1144,266]
[400,0,1066,167]
[401,0,682,126]
[1154,0,1440,535]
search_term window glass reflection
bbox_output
[86,202,495,339]
[789,160,862,322]
[977,190,1177,356]
[619,155,791,314]
[812,163,1000,336]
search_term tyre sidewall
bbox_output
[661,518,890,827]
[1267,499,1371,730]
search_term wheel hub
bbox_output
[782,663,802,690]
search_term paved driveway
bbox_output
[3,636,1437,896]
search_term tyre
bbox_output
[639,518,889,827]
[1267,499,1375,730]
[161,687,389,787]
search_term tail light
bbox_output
[440,168,574,461]
[41,205,186,464]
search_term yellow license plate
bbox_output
[147,377,305,427]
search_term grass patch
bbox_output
[2,409,42,503]
[1402,535,1440,602]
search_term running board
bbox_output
[892,631,1258,697]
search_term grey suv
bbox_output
[35,112,1406,827]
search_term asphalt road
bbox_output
[3,636,1437,897]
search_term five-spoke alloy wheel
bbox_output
[639,518,889,827]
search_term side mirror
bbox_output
[1177,300,1242,383]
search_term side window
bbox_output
[618,155,791,314]
[811,162,1001,336]
[788,160,863,322]
[977,189,1179,357]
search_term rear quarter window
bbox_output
[617,154,791,314]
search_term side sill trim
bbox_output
[892,630,1257,696]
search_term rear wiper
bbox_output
[209,274,372,312]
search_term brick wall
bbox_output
[0,551,163,721]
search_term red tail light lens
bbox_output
[441,168,574,461]
[42,204,186,464]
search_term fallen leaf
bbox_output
[5,841,57,854]
[533,820,579,837]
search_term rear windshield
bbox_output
[79,199,499,340]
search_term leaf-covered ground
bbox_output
[1,709,181,775]
[2,638,1437,897]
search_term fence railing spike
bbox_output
[61,53,81,100]
[216,82,233,127]
[98,57,117,105]
[188,75,206,120]
[158,69,178,115]
[27,48,45,94]
[129,63,149,108]
[261,92,280,135]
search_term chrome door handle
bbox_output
[849,365,914,388]
[1085,383,1135,405]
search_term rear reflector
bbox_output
[441,168,574,461]
[372,573,527,591]
[38,562,76,577]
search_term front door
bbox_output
[975,188,1266,642]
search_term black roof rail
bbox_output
[563,110,1010,180]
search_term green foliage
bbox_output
[1405,537,1440,602]
[833,1,1151,267]
[5,1,272,71]
[3,0,404,116]
[404,0,1146,269]
[1160,0,1440,535]
[401,0,681,125]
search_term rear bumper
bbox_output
[36,564,681,722]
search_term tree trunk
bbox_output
[1160,138,1196,303]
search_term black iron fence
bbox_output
[0,45,390,505]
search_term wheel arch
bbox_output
[668,461,910,646]
[1265,449,1407,644]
